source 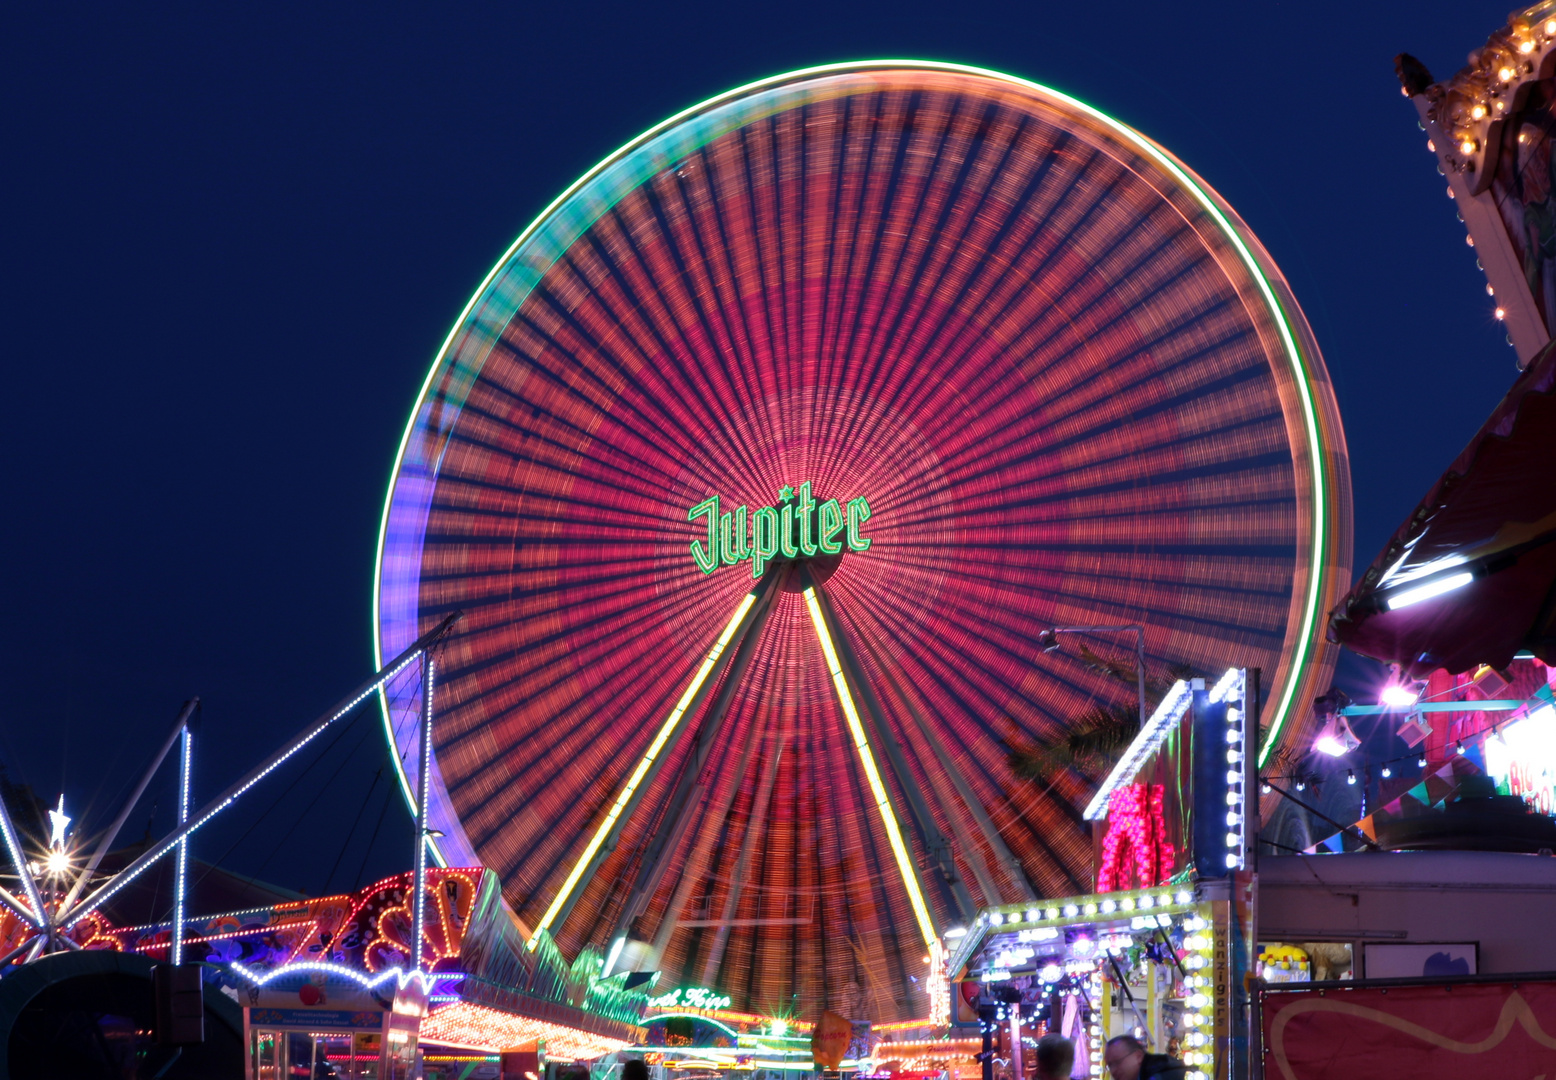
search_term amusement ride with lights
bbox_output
[373,59,1351,1029]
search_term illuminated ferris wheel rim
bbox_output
[372,58,1337,855]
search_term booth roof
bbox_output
[1330,339,1556,678]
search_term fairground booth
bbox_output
[3,867,650,1080]
[946,670,1255,1080]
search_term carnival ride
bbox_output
[374,61,1352,1023]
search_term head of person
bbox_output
[1033,1034,1074,1080]
[622,1061,650,1080]
[1104,1035,1147,1080]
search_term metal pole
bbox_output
[61,699,198,915]
[61,612,458,927]
[171,719,193,966]
[0,886,36,929]
[413,654,434,971]
[0,768,46,928]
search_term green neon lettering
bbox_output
[846,496,873,552]
[797,481,817,557]
[688,496,720,574]
[752,507,779,578]
[779,500,799,559]
[731,505,753,562]
[718,511,739,566]
[690,483,871,574]
[817,499,844,554]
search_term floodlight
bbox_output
[1313,717,1360,757]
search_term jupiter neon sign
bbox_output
[688,481,873,578]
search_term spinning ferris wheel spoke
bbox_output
[529,574,781,949]
[376,61,1351,1016]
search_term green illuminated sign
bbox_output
[689,482,873,578]
[649,986,734,1010]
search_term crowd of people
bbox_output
[1033,1033,1185,1080]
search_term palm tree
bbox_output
[1006,644,1197,784]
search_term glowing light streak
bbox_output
[1223,672,1247,871]
[0,781,45,927]
[947,887,1196,977]
[0,886,39,930]
[803,586,937,949]
[63,645,427,928]
[172,724,191,966]
[1385,571,1475,610]
[414,655,435,970]
[529,591,758,949]
[230,958,431,993]
[652,1012,742,1039]
[418,1000,632,1060]
[1083,679,1195,820]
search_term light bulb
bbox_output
[1457,741,1467,755]
[1461,139,1478,154]
[1347,770,1356,785]
[1260,782,1271,794]
[1381,765,1392,778]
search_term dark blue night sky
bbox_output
[0,2,1517,894]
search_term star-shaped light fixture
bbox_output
[778,485,795,503]
[47,794,70,851]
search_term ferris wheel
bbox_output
[374,61,1350,1021]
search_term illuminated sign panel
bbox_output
[1484,704,1556,815]
[688,482,873,577]
[649,986,734,1010]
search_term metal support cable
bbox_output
[62,613,457,927]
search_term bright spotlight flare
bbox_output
[1380,683,1421,709]
[1313,717,1361,757]
[1310,687,1358,757]
[45,794,72,875]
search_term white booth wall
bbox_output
[1257,851,1556,977]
